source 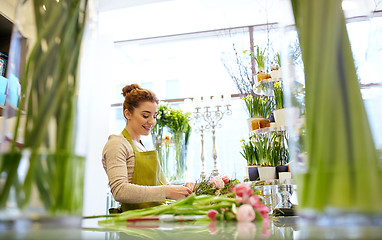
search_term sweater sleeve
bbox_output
[102,135,166,203]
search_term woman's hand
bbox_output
[165,185,192,200]
[184,182,195,192]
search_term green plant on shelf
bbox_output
[273,81,284,110]
[243,94,274,119]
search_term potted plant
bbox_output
[273,81,287,126]
[270,53,282,81]
[240,138,259,181]
[251,131,290,181]
[251,134,276,180]
[250,46,271,82]
[243,95,274,131]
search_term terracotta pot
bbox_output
[247,118,270,131]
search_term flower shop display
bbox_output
[241,131,289,181]
[288,0,382,223]
[0,0,89,223]
[87,177,270,227]
[151,103,192,183]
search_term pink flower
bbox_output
[233,183,251,198]
[256,204,270,215]
[207,209,219,221]
[249,195,262,209]
[236,204,256,222]
[210,176,224,189]
[222,176,229,184]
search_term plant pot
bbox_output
[273,108,287,127]
[247,118,270,131]
[270,69,282,81]
[275,165,289,179]
[247,166,260,181]
[258,166,276,181]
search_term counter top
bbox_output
[1,216,382,240]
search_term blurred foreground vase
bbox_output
[0,0,89,225]
[285,0,382,225]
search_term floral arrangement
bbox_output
[243,95,274,119]
[92,181,269,225]
[194,176,240,196]
[150,103,192,182]
[273,81,284,110]
[151,103,172,138]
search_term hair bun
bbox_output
[122,84,141,97]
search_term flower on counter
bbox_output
[236,204,256,222]
[222,176,230,184]
[207,209,219,221]
[210,176,225,189]
[194,176,240,196]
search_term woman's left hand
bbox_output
[184,182,195,192]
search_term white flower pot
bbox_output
[258,166,276,180]
[273,108,287,127]
[274,107,300,127]
[270,69,282,81]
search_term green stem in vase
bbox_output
[291,0,382,213]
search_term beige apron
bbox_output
[120,129,166,211]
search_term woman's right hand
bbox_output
[165,185,192,200]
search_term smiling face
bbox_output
[125,101,158,141]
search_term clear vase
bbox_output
[282,0,382,226]
[0,0,90,226]
[172,132,187,184]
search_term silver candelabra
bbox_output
[191,95,232,177]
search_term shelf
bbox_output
[250,125,286,136]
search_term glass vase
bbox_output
[171,132,187,184]
[282,0,382,226]
[0,0,90,226]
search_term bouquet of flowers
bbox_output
[194,176,240,196]
[92,181,269,224]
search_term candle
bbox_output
[212,94,222,107]
[193,96,201,108]
[223,93,231,105]
[203,95,211,108]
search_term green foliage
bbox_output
[273,81,284,110]
[240,139,259,165]
[251,132,289,167]
[243,95,274,119]
[0,0,88,213]
[249,45,267,72]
